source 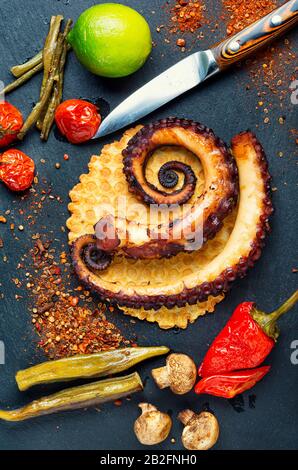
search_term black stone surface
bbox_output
[0,0,297,450]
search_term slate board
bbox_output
[0,0,297,450]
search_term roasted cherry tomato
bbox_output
[0,102,23,148]
[0,149,35,192]
[55,99,101,144]
[194,366,270,399]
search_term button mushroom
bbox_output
[134,403,172,445]
[151,353,197,395]
[178,409,219,450]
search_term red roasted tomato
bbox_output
[0,101,23,148]
[0,149,35,192]
[55,99,101,144]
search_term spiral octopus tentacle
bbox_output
[158,160,196,191]
[122,117,238,207]
[83,240,113,271]
[71,128,273,310]
[89,118,238,259]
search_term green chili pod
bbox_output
[0,372,143,422]
[16,346,169,391]
[36,15,63,130]
[40,20,72,141]
[1,62,43,96]
[17,24,68,140]
[10,51,43,78]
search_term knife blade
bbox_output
[94,50,218,138]
[93,0,298,139]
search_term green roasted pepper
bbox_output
[0,372,143,422]
[16,346,169,391]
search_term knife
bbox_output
[93,0,298,139]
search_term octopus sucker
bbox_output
[70,125,273,311]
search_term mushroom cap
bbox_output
[181,411,219,450]
[167,353,197,394]
[134,403,172,445]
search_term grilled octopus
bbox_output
[71,120,273,310]
[73,119,238,268]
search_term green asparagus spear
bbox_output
[0,372,143,422]
[16,346,169,391]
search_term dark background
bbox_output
[0,0,297,451]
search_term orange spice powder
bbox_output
[223,0,277,36]
[169,0,206,34]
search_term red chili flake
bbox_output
[114,399,123,407]
[223,0,277,37]
[22,238,126,359]
[176,38,186,47]
[168,1,205,34]
[69,296,79,307]
[51,266,61,276]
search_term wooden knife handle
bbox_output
[211,0,298,70]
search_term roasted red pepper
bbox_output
[195,366,271,399]
[199,291,298,377]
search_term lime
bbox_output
[67,3,152,78]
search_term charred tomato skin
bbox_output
[0,102,23,148]
[0,149,35,192]
[55,99,101,144]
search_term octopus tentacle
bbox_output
[158,160,196,192]
[93,118,238,260]
[73,235,113,272]
[71,130,273,310]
